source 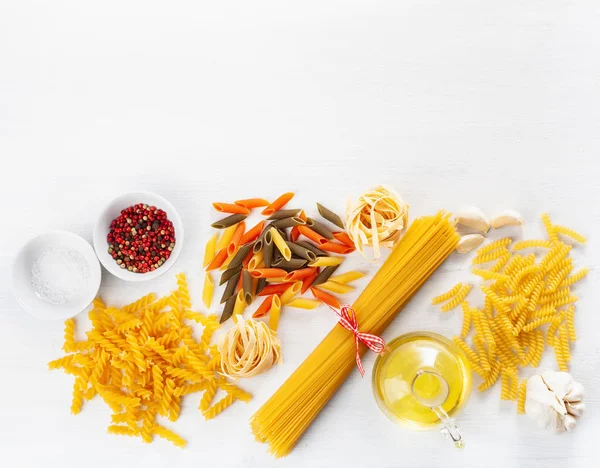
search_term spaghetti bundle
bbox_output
[250,212,459,457]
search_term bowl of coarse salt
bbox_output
[12,231,102,320]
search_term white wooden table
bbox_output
[1,1,599,467]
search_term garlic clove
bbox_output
[526,375,565,428]
[564,381,585,402]
[565,400,585,418]
[541,370,575,401]
[455,208,490,233]
[456,234,486,253]
[563,414,578,432]
[490,210,525,229]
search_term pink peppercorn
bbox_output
[107,204,175,273]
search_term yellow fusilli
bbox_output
[474,238,512,258]
[517,381,527,414]
[48,274,251,447]
[440,285,473,312]
[431,283,464,305]
[435,214,585,408]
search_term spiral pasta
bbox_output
[512,240,553,250]
[489,252,511,273]
[554,225,587,244]
[472,246,510,265]
[203,393,235,420]
[517,381,527,414]
[440,285,473,312]
[48,273,251,448]
[474,238,512,258]
[541,213,558,242]
[63,318,75,353]
[434,214,586,408]
[122,293,157,315]
[460,303,472,338]
[153,425,187,448]
[432,283,464,305]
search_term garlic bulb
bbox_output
[525,370,585,433]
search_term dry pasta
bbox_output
[220,316,282,379]
[202,273,214,308]
[316,280,354,295]
[251,212,459,457]
[474,237,512,258]
[472,247,510,265]
[345,185,409,260]
[439,284,473,312]
[206,193,367,332]
[316,203,345,229]
[286,298,320,309]
[512,240,553,250]
[203,234,218,267]
[270,227,292,261]
[211,214,247,230]
[431,283,464,305]
[308,256,344,268]
[328,271,365,284]
[268,295,282,332]
[434,214,586,408]
[554,225,587,244]
[48,274,251,447]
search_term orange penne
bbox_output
[301,268,319,294]
[212,202,250,215]
[252,295,274,318]
[284,268,318,282]
[333,232,355,248]
[227,221,246,256]
[261,192,294,216]
[290,226,301,242]
[297,225,328,245]
[249,268,289,279]
[235,198,270,209]
[240,220,265,245]
[236,272,244,291]
[258,283,294,297]
[320,241,354,254]
[206,248,228,271]
[310,287,340,309]
[298,210,307,222]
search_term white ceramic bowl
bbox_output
[93,191,184,282]
[12,231,102,320]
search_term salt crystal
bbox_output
[31,247,91,305]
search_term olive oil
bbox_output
[372,332,472,429]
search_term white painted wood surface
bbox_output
[1,1,599,466]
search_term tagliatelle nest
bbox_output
[220,316,282,379]
[345,185,409,260]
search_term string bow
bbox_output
[330,304,385,377]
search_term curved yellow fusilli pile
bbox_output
[434,214,587,411]
[48,273,251,448]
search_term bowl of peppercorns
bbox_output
[93,192,184,281]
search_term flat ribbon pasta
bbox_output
[219,317,282,379]
[345,185,409,260]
